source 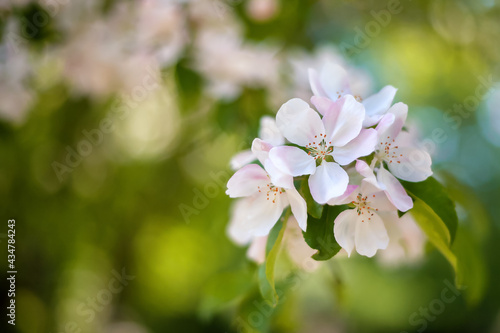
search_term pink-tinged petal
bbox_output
[323,95,365,147]
[388,146,433,182]
[311,95,333,116]
[226,164,269,198]
[319,63,350,101]
[227,198,254,245]
[376,167,413,212]
[364,114,385,128]
[355,160,378,186]
[229,150,255,170]
[285,187,308,231]
[247,236,267,264]
[366,189,397,211]
[333,210,358,257]
[269,146,316,177]
[309,161,349,204]
[259,116,284,146]
[327,184,359,206]
[378,103,408,139]
[362,85,397,126]
[332,128,378,165]
[276,98,325,146]
[245,192,288,237]
[263,159,294,189]
[375,113,396,140]
[308,68,328,98]
[354,212,389,257]
[251,138,273,165]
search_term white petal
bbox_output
[376,167,413,212]
[227,198,254,245]
[229,150,255,170]
[309,162,349,204]
[259,116,284,146]
[377,103,408,140]
[375,113,396,140]
[327,184,359,206]
[332,128,378,165]
[251,138,273,165]
[354,212,389,257]
[285,187,308,231]
[276,98,326,147]
[366,188,397,211]
[263,158,294,189]
[333,210,358,257]
[269,146,316,177]
[310,95,334,116]
[244,192,287,237]
[308,68,328,98]
[226,164,269,198]
[362,85,397,126]
[355,160,378,187]
[319,63,350,101]
[388,146,433,182]
[247,236,267,264]
[322,95,365,147]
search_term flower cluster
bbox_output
[226,63,433,258]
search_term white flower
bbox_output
[226,163,307,237]
[309,63,397,127]
[362,102,433,211]
[377,212,425,266]
[355,160,413,212]
[269,96,377,204]
[330,180,396,257]
[230,116,285,170]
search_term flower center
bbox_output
[376,136,402,164]
[257,183,285,204]
[305,134,334,162]
[334,90,363,102]
[352,193,379,222]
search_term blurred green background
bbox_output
[1,0,499,332]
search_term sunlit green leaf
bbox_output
[401,177,458,243]
[410,198,462,287]
[258,217,288,306]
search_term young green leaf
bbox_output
[410,197,461,286]
[302,205,345,261]
[401,177,458,243]
[258,215,288,306]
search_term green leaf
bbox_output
[452,225,487,305]
[302,205,345,261]
[258,216,288,306]
[298,176,323,219]
[401,177,458,243]
[410,198,461,286]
